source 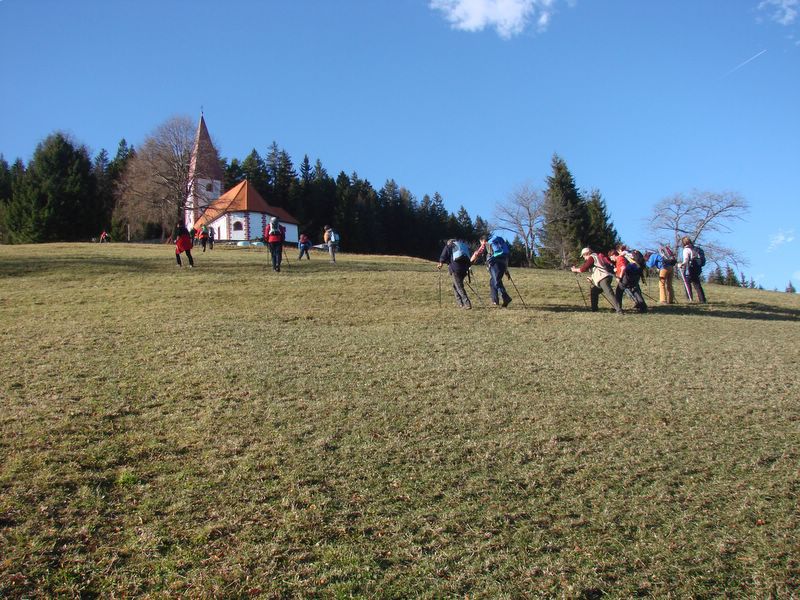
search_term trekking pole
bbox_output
[574,272,588,308]
[677,267,692,301]
[437,269,442,307]
[466,268,486,306]
[506,269,527,308]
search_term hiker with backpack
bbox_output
[470,233,513,307]
[173,222,195,268]
[437,239,472,309]
[679,236,707,303]
[609,247,647,313]
[570,247,623,314]
[298,233,312,260]
[645,245,677,304]
[207,226,214,250]
[199,225,209,252]
[324,225,339,263]
[265,216,286,272]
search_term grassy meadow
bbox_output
[0,242,798,598]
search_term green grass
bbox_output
[0,243,798,598]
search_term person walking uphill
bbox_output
[298,233,312,260]
[470,233,512,307]
[173,223,194,268]
[324,225,339,263]
[265,217,286,272]
[437,239,472,309]
[679,236,707,303]
[646,245,676,304]
[608,247,647,312]
[571,247,622,314]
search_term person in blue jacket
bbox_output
[471,233,513,307]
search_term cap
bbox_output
[580,247,591,256]
[270,216,278,223]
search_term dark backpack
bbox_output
[659,245,677,267]
[692,246,706,269]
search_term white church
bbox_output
[184,115,299,243]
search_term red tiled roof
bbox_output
[193,180,300,229]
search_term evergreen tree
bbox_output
[724,265,740,287]
[454,206,474,241]
[224,157,244,189]
[787,281,797,294]
[707,264,724,285]
[542,154,588,268]
[0,155,12,204]
[93,148,115,231]
[240,149,269,198]
[583,189,619,253]
[5,133,98,243]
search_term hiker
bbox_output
[207,226,214,250]
[437,239,472,309]
[324,225,339,263]
[298,233,312,260]
[265,217,286,272]
[190,227,197,247]
[173,222,194,268]
[609,247,647,312]
[470,233,513,307]
[645,245,676,304]
[199,225,209,252]
[570,247,623,314]
[99,230,110,243]
[679,236,707,303]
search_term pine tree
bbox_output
[5,133,98,243]
[542,155,588,268]
[787,281,797,294]
[707,265,724,285]
[240,149,269,198]
[583,189,619,253]
[724,265,740,287]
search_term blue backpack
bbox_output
[451,240,470,262]
[487,235,510,258]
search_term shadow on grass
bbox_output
[531,301,800,322]
[0,256,168,277]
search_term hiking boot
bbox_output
[501,297,512,307]
[463,303,472,310]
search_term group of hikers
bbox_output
[170,220,707,313]
[171,218,340,270]
[437,233,707,313]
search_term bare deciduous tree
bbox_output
[114,116,197,239]
[647,190,749,265]
[493,182,545,266]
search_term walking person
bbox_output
[437,239,472,309]
[199,225,209,252]
[298,233,312,260]
[173,222,194,268]
[609,248,647,312]
[645,246,676,304]
[679,236,707,303]
[570,247,622,314]
[470,233,513,307]
[265,217,286,272]
[324,225,339,263]
[207,226,214,250]
[99,230,110,243]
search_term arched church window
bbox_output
[233,221,243,231]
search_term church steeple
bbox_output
[185,114,224,229]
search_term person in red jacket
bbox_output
[264,216,286,272]
[173,223,194,268]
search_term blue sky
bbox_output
[1,0,798,290]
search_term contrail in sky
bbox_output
[722,49,767,78]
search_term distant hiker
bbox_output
[199,225,209,252]
[609,247,647,312]
[207,226,215,250]
[99,230,110,243]
[646,245,676,304]
[679,236,707,303]
[173,223,194,268]
[470,233,512,307]
[298,233,312,260]
[190,227,197,247]
[324,225,339,263]
[265,217,286,272]
[437,239,472,309]
[570,247,622,314]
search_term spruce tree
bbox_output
[786,281,797,294]
[542,154,588,268]
[5,133,98,243]
[584,189,619,253]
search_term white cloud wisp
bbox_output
[758,0,799,25]
[768,229,796,252]
[430,0,559,39]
